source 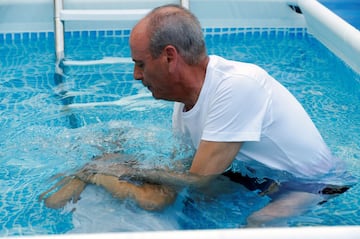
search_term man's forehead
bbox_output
[130,37,149,55]
[131,18,149,37]
[130,21,149,45]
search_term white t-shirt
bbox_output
[172,55,345,183]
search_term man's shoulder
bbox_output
[209,55,265,76]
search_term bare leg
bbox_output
[39,153,125,209]
[40,153,176,210]
[88,174,177,211]
[246,191,323,227]
[40,177,87,209]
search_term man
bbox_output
[41,4,351,227]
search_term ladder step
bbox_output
[63,57,133,66]
[60,9,151,21]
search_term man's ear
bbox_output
[164,45,178,73]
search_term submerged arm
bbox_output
[77,162,214,189]
[120,167,215,188]
[68,141,241,211]
[78,140,242,189]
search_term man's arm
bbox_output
[80,140,242,188]
[190,140,242,175]
[41,141,242,210]
[78,161,213,189]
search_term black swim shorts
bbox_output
[222,170,350,198]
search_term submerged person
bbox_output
[39,153,178,211]
[41,4,352,227]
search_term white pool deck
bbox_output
[0,0,359,238]
[8,226,360,239]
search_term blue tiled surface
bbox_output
[319,0,360,30]
[0,28,308,42]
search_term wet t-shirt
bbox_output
[173,55,347,184]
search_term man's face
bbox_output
[130,24,175,101]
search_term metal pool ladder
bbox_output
[53,0,190,63]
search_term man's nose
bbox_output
[133,66,143,81]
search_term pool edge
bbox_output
[299,0,360,74]
[7,226,360,239]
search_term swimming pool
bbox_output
[1,26,360,235]
[1,0,360,238]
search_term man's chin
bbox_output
[150,91,158,99]
[152,94,161,100]
[151,92,166,101]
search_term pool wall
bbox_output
[1,0,360,238]
[0,0,306,32]
[1,0,359,74]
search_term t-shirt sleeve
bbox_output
[201,75,272,142]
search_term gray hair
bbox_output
[146,4,206,65]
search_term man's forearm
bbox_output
[118,167,214,188]
[78,161,214,189]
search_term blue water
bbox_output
[0,28,360,235]
[319,0,360,30]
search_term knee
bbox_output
[136,184,177,211]
[43,178,86,209]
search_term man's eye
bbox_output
[136,62,144,68]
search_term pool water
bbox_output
[0,28,359,235]
[319,0,360,30]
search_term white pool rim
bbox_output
[8,226,360,239]
[0,0,359,238]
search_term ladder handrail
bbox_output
[54,0,64,63]
[60,9,151,21]
[181,0,189,9]
[54,0,190,62]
